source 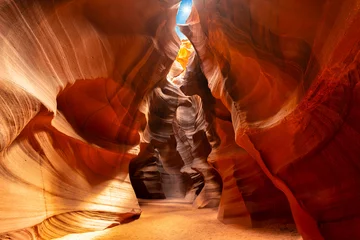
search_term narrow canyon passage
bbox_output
[0,0,360,240]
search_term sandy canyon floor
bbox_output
[57,200,302,240]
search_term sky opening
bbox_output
[175,0,193,39]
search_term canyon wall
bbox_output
[182,0,360,239]
[0,0,180,238]
[0,0,359,240]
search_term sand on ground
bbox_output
[57,199,302,240]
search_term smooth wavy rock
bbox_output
[1,0,360,239]
[140,66,222,205]
[0,0,181,239]
[130,153,166,199]
[180,44,292,225]
[183,0,360,239]
[0,111,141,239]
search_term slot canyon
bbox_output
[0,0,359,239]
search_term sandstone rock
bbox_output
[0,0,359,239]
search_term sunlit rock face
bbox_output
[131,40,222,206]
[182,0,360,239]
[0,0,360,240]
[0,0,180,239]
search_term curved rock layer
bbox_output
[138,47,222,205]
[182,0,360,239]
[180,45,292,224]
[0,0,359,240]
[0,0,180,239]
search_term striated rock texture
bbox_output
[0,0,360,240]
[179,40,292,226]
[181,0,360,239]
[135,40,222,206]
[0,0,180,239]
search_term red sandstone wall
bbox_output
[0,0,180,238]
[182,1,360,239]
[0,0,359,239]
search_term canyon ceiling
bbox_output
[0,0,360,239]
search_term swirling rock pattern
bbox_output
[180,44,292,225]
[140,51,222,205]
[182,0,360,239]
[0,0,180,239]
[0,0,360,239]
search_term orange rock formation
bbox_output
[0,0,359,239]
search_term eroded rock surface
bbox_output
[182,1,360,239]
[0,0,360,240]
[0,0,180,238]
